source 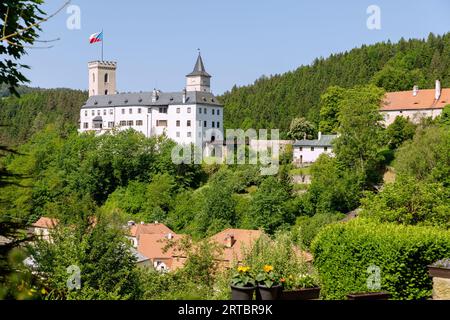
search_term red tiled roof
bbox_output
[32,217,59,229]
[137,233,185,260]
[381,88,450,111]
[129,223,174,237]
[210,229,262,263]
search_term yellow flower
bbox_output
[41,288,47,295]
[238,266,250,273]
[263,265,274,273]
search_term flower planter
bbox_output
[428,266,450,279]
[346,292,391,300]
[256,284,282,300]
[230,285,256,300]
[280,287,321,300]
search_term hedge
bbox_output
[311,219,450,300]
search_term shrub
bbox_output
[293,212,345,248]
[311,219,450,300]
[241,232,313,280]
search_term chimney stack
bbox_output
[152,88,158,103]
[182,88,186,104]
[225,234,235,248]
[413,85,419,97]
[435,80,441,100]
[318,131,322,141]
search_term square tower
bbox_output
[88,61,117,97]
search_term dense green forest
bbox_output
[219,33,450,134]
[0,88,87,146]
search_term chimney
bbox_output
[152,88,158,103]
[318,131,322,141]
[182,88,186,104]
[413,85,419,97]
[225,234,235,248]
[435,80,441,100]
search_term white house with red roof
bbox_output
[381,80,448,126]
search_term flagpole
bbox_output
[101,29,104,61]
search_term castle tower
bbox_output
[88,61,117,97]
[186,53,211,92]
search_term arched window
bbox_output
[105,90,108,95]
[92,73,95,82]
[104,73,109,83]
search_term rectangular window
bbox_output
[187,107,191,114]
[84,111,88,117]
[176,132,180,138]
[176,120,180,127]
[212,109,215,115]
[138,108,142,114]
[119,120,127,126]
[92,110,95,116]
[187,132,192,138]
[129,108,133,114]
[217,122,220,128]
[204,121,207,127]
[83,122,89,129]
[103,109,107,115]
[311,147,315,151]
[148,108,151,113]
[204,108,207,114]
[127,120,134,126]
[324,147,328,152]
[217,109,220,116]
[159,107,168,114]
[157,120,168,127]
[109,109,113,115]
[299,147,303,152]
[97,110,101,116]
[108,122,114,128]
[121,109,125,114]
[187,120,191,127]
[212,122,215,128]
[176,108,180,114]
[199,108,202,114]
[136,120,143,126]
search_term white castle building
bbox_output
[79,54,224,147]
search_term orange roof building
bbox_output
[209,229,263,266]
[381,81,448,125]
[136,233,186,271]
[32,217,59,229]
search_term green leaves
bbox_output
[311,219,450,300]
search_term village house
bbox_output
[209,228,262,268]
[381,80,449,126]
[31,217,59,242]
[292,132,337,166]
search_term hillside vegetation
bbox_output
[219,33,450,134]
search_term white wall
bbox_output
[79,103,223,147]
[381,109,442,126]
[293,146,333,164]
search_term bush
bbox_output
[311,219,450,300]
[293,212,345,248]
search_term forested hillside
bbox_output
[0,89,87,146]
[219,33,450,134]
[1,33,448,145]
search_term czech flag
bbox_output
[89,31,103,44]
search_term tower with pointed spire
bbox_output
[186,52,211,92]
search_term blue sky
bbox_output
[20,0,450,94]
